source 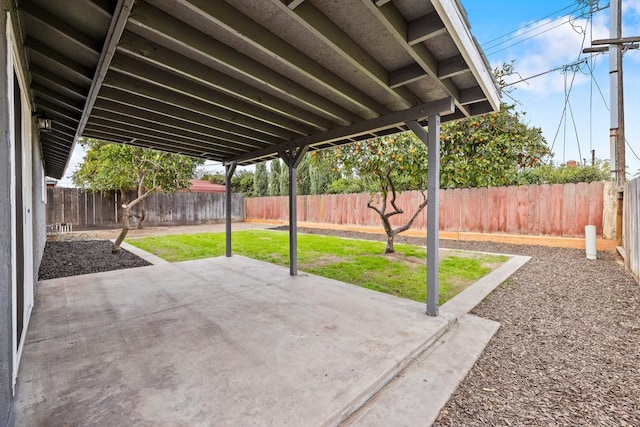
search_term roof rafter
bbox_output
[363,0,470,116]
[117,31,334,132]
[173,0,389,118]
[273,0,418,109]
[102,71,300,140]
[96,88,285,146]
[128,2,358,126]
[227,97,455,164]
[92,100,274,150]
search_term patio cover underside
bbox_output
[12,0,499,179]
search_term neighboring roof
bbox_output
[12,0,500,179]
[189,179,226,193]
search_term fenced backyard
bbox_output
[245,182,614,239]
[46,188,244,229]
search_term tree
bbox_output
[72,139,201,253]
[439,103,550,188]
[296,155,312,195]
[517,159,612,184]
[279,164,289,195]
[231,170,255,197]
[315,133,429,253]
[254,162,269,196]
[269,159,282,196]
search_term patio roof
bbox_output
[13,0,499,179]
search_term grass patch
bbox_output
[127,230,507,304]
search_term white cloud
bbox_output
[495,14,610,95]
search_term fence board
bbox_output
[623,178,639,282]
[527,185,539,235]
[550,184,564,236]
[47,189,243,228]
[244,182,608,238]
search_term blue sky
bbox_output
[463,0,640,175]
[57,0,640,185]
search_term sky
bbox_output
[463,0,640,175]
[56,0,640,186]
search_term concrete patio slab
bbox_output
[343,314,500,426]
[15,256,452,426]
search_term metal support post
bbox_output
[281,147,308,276]
[407,116,440,316]
[225,162,237,257]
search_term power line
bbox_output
[481,2,581,49]
[482,2,609,57]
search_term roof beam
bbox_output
[86,117,245,156]
[407,12,447,46]
[438,54,469,79]
[75,0,135,138]
[227,97,454,164]
[35,98,82,123]
[109,52,315,136]
[92,100,272,150]
[102,70,301,141]
[128,2,358,125]
[29,65,88,101]
[172,0,389,118]
[20,0,101,57]
[273,0,418,109]
[459,86,486,105]
[389,63,427,89]
[82,127,218,159]
[96,88,284,146]
[117,31,333,131]
[31,83,84,113]
[360,0,470,117]
[25,38,94,84]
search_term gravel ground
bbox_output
[38,239,151,280]
[39,228,640,424]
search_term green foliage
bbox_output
[326,177,368,194]
[316,132,429,195]
[269,159,282,196]
[279,165,289,196]
[129,230,507,304]
[439,103,550,188]
[516,160,612,185]
[206,172,226,185]
[296,156,311,195]
[231,170,255,197]
[72,138,201,194]
[253,162,269,197]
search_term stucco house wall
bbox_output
[1,9,47,426]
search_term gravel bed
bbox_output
[39,228,640,424]
[277,227,640,425]
[38,239,151,280]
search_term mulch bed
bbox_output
[38,229,640,424]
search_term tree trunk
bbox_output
[112,206,131,253]
[136,207,146,229]
[385,234,395,254]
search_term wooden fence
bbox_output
[46,188,244,228]
[245,182,611,238]
[623,178,639,282]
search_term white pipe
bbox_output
[585,225,597,260]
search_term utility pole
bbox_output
[584,0,640,244]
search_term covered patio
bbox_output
[6,0,501,424]
[18,0,499,316]
[15,249,528,425]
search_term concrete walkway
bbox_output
[15,246,529,426]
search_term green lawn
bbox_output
[127,230,507,304]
